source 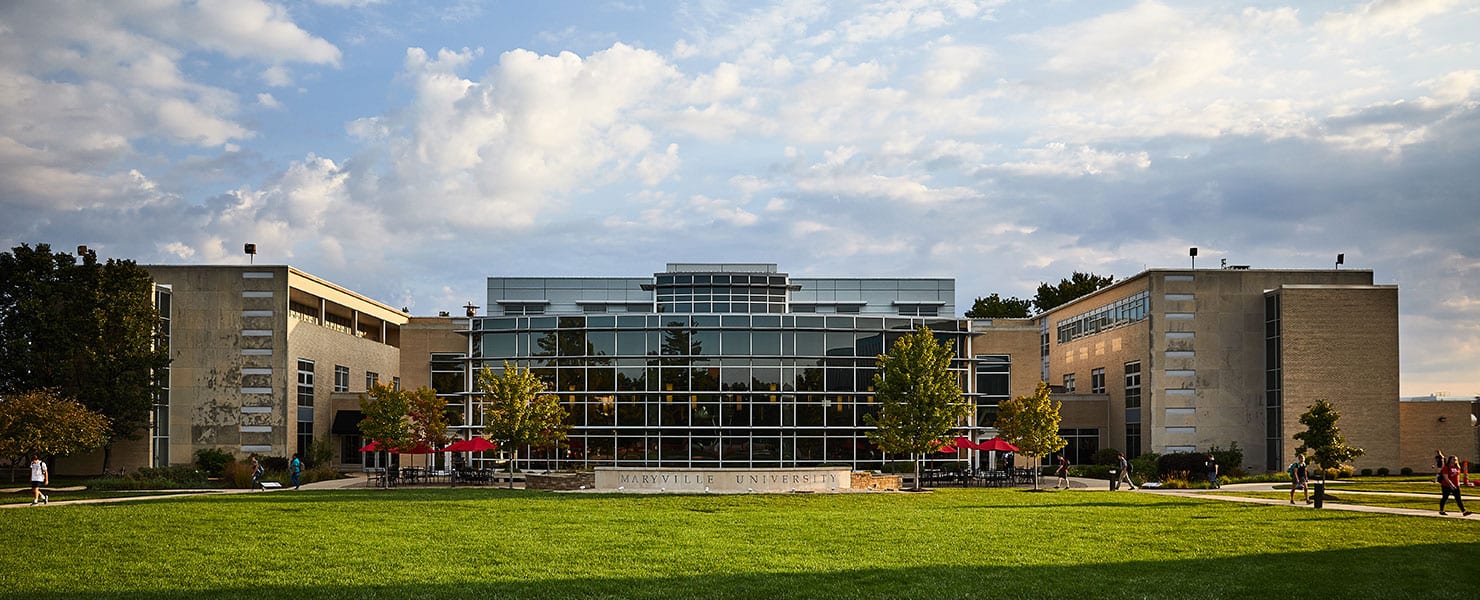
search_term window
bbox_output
[1124,361,1142,459]
[1055,290,1149,343]
[1059,428,1100,465]
[334,365,349,392]
[1063,373,1076,392]
[392,376,401,391]
[1123,362,1141,408]
[1091,368,1105,394]
[366,371,379,390]
[297,360,315,407]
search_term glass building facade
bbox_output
[459,263,995,471]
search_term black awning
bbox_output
[331,410,364,435]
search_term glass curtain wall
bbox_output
[464,314,970,471]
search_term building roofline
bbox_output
[1029,267,1379,318]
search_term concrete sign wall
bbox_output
[594,467,852,493]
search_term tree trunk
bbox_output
[508,449,518,490]
[102,444,113,475]
[913,454,921,491]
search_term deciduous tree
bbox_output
[477,362,570,488]
[995,381,1066,490]
[0,389,110,481]
[864,326,970,490]
[0,244,169,472]
[1032,272,1116,312]
[358,383,447,485]
[1294,398,1365,473]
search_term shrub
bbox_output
[133,465,209,487]
[1400,467,1414,476]
[881,461,915,474]
[194,448,234,477]
[223,460,278,489]
[261,456,290,472]
[305,438,334,468]
[1157,452,1208,477]
[1160,471,1192,489]
[1092,448,1121,465]
[1360,468,1373,476]
[1227,472,1290,484]
[1069,464,1113,480]
[1208,442,1244,476]
[300,465,341,485]
[1130,453,1160,480]
[1377,467,1390,476]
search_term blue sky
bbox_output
[2,0,1478,395]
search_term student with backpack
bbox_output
[290,453,304,490]
[1288,454,1309,504]
[251,456,265,491]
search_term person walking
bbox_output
[290,453,303,490]
[1205,454,1220,489]
[1288,454,1310,504]
[29,455,49,506]
[1054,454,1070,489]
[1439,455,1471,516]
[250,456,265,491]
[1116,452,1137,490]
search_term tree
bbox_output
[0,390,110,481]
[995,381,1066,490]
[358,383,448,486]
[477,362,571,489]
[1032,272,1116,312]
[1293,398,1365,474]
[864,326,970,490]
[965,294,1033,318]
[0,244,169,472]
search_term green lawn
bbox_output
[3,488,1477,599]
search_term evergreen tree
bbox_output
[864,326,970,490]
[995,381,1066,490]
[1293,398,1365,473]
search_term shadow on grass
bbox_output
[12,543,1479,600]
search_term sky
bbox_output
[1,0,1477,396]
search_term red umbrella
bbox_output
[444,437,498,452]
[977,437,1019,452]
[357,440,437,454]
[936,444,957,454]
[952,436,979,451]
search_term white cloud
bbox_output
[984,143,1151,177]
[256,93,282,109]
[1320,0,1461,42]
[262,65,293,87]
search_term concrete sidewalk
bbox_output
[1132,481,1476,520]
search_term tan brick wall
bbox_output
[1040,269,1390,473]
[1398,401,1480,472]
[398,317,467,391]
[1042,279,1151,455]
[1279,286,1400,470]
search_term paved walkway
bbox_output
[1127,481,1476,520]
[9,475,1476,520]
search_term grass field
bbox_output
[3,488,1478,599]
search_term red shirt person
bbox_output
[1438,455,1471,517]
